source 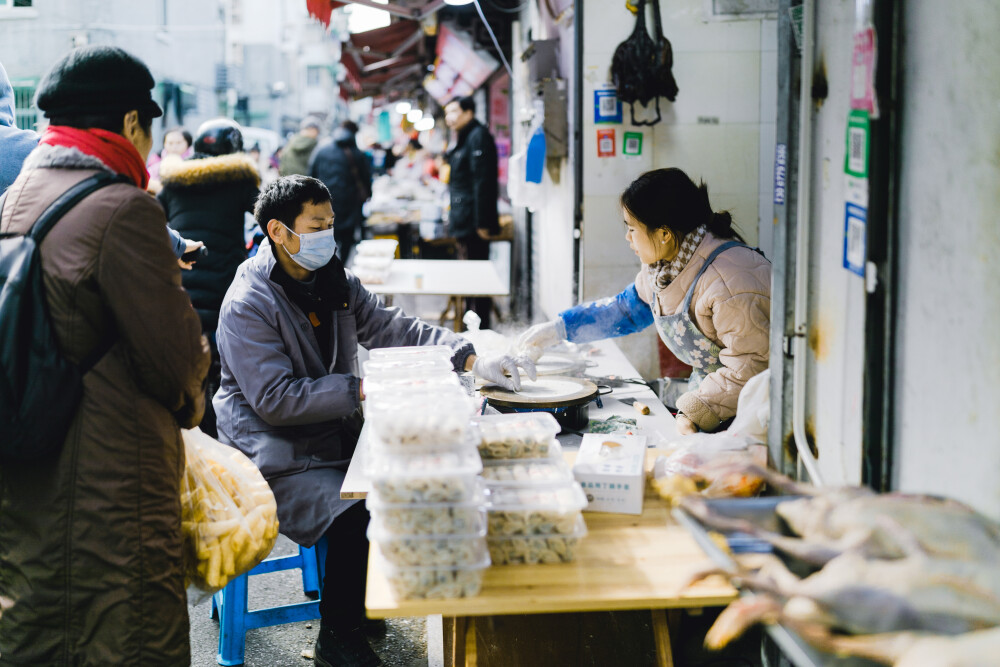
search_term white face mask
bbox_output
[280,223,336,271]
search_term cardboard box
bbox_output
[572,433,646,515]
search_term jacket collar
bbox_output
[21,143,111,173]
[159,153,260,189]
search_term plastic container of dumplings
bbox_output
[364,387,475,448]
[487,515,588,565]
[378,552,490,600]
[368,517,488,567]
[484,482,588,536]
[352,254,394,270]
[366,485,487,536]
[366,448,483,504]
[356,238,399,257]
[363,371,461,398]
[472,413,561,459]
[480,454,573,487]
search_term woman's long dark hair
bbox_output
[620,168,744,243]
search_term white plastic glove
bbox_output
[515,320,566,362]
[472,354,537,392]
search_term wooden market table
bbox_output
[360,259,509,331]
[345,340,737,665]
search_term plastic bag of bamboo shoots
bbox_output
[180,427,279,598]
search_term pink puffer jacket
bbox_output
[635,232,771,431]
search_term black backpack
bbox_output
[0,172,130,462]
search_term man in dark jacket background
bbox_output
[445,95,498,328]
[309,120,372,263]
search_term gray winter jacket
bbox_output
[213,240,473,544]
[0,61,39,193]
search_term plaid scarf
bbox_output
[644,224,707,291]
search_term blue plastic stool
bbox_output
[210,537,328,666]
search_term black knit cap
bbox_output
[35,45,163,119]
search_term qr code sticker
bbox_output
[846,214,865,268]
[848,127,866,174]
[599,95,617,116]
[599,137,613,153]
[625,137,639,153]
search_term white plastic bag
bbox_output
[726,369,770,444]
[180,428,279,596]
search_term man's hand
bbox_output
[178,239,205,271]
[515,320,565,362]
[675,414,699,435]
[471,354,537,391]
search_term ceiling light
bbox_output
[444,0,474,5]
[395,101,411,114]
[406,108,423,123]
[415,117,435,132]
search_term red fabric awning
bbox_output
[339,20,426,98]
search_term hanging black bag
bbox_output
[611,0,662,126]
[651,0,680,103]
[0,172,128,462]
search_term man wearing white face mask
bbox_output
[213,175,533,667]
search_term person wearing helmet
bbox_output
[309,120,372,263]
[158,117,260,437]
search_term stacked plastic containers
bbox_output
[352,239,398,285]
[472,413,589,565]
[363,345,490,599]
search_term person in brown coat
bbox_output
[0,46,210,665]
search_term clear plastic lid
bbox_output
[367,426,478,456]
[363,372,460,397]
[365,480,485,511]
[366,496,486,536]
[365,388,474,447]
[484,482,588,513]
[472,412,561,446]
[352,254,394,270]
[480,454,573,487]
[356,239,399,257]
[373,533,489,568]
[363,357,454,378]
[368,513,487,542]
[369,345,454,362]
[366,447,482,480]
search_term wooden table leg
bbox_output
[442,615,468,667]
[453,296,463,332]
[650,609,674,667]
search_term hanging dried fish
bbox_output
[650,0,679,103]
[610,0,661,125]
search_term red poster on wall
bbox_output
[597,129,615,158]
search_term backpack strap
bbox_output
[29,172,131,243]
[24,172,131,372]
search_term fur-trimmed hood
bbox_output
[159,152,260,189]
[21,142,112,174]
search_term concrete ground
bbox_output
[188,535,430,667]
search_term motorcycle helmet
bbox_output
[193,118,244,156]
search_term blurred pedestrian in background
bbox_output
[445,95,499,328]
[280,115,322,177]
[0,45,209,666]
[159,117,260,437]
[309,119,372,264]
[146,125,192,194]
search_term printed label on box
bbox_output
[573,433,645,515]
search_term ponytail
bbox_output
[699,182,744,241]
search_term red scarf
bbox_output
[39,126,149,189]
